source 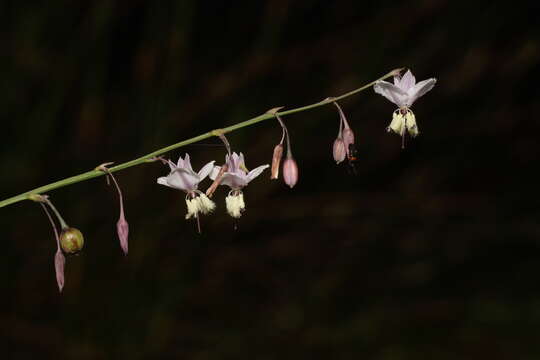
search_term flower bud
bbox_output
[332,137,346,164]
[60,227,84,255]
[54,250,65,292]
[282,157,299,188]
[117,215,129,255]
[270,144,284,179]
[342,127,355,148]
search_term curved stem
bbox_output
[0,68,402,209]
[43,199,69,230]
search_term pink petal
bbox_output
[198,161,216,180]
[246,164,269,183]
[166,168,200,191]
[399,70,416,90]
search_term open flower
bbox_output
[157,154,216,223]
[209,152,268,218]
[374,70,436,147]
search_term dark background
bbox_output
[2,0,540,358]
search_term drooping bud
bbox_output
[54,250,65,292]
[282,157,299,188]
[342,127,355,150]
[332,100,356,158]
[333,137,346,164]
[97,164,130,255]
[270,143,284,179]
[60,227,84,255]
[117,212,129,255]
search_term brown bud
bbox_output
[60,227,84,255]
[270,144,284,179]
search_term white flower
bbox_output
[209,152,268,218]
[374,70,436,142]
[157,154,216,220]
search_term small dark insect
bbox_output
[346,143,359,175]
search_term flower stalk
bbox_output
[0,68,403,209]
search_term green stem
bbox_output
[0,68,402,209]
[44,198,69,230]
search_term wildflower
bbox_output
[209,152,268,218]
[157,154,216,229]
[374,69,436,147]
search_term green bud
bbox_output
[60,227,84,255]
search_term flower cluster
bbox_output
[157,152,268,223]
[31,68,435,293]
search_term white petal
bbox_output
[166,168,200,191]
[407,78,436,106]
[220,173,248,189]
[198,161,216,180]
[168,160,177,171]
[176,156,184,168]
[157,176,170,187]
[183,153,193,172]
[399,70,416,91]
[209,165,221,180]
[246,164,269,183]
[374,81,408,107]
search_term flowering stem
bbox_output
[0,68,402,209]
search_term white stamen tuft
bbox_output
[225,192,245,218]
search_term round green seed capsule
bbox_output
[60,228,84,255]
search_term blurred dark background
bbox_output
[2,0,540,358]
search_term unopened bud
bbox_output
[60,227,84,255]
[54,250,65,292]
[333,137,346,164]
[270,144,284,179]
[282,157,299,188]
[342,127,355,148]
[117,215,129,255]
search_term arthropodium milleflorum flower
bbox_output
[209,152,269,218]
[157,154,216,225]
[374,70,436,147]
